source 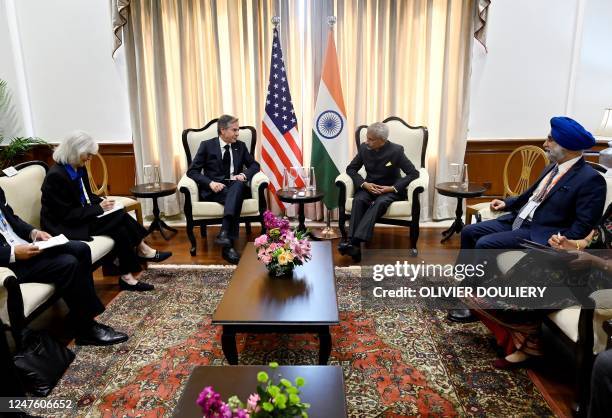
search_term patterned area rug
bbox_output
[43,266,552,417]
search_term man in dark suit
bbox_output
[187,114,260,264]
[0,188,127,345]
[338,122,419,262]
[449,116,607,322]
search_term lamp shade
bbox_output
[598,108,612,137]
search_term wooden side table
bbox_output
[130,182,178,240]
[276,189,324,233]
[435,182,486,243]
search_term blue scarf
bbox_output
[63,164,88,205]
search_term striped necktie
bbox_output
[512,165,559,230]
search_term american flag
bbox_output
[261,27,302,210]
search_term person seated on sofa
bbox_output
[460,116,606,250]
[449,116,606,323]
[338,122,419,262]
[40,130,171,292]
[186,114,261,264]
[0,187,127,346]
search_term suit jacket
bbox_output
[40,164,104,241]
[500,157,606,243]
[187,138,260,200]
[347,141,419,198]
[0,188,35,266]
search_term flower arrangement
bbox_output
[197,362,310,418]
[254,211,312,277]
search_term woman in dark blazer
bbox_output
[40,131,171,291]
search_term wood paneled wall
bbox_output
[18,140,607,200]
[22,143,136,196]
[465,139,606,201]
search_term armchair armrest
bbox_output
[250,171,270,201]
[178,174,199,202]
[335,173,354,200]
[0,267,16,287]
[407,168,428,198]
[605,319,612,350]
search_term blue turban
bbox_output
[550,116,596,151]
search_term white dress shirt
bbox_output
[0,208,36,263]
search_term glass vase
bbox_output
[267,263,295,278]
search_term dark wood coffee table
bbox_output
[212,241,339,365]
[173,365,347,417]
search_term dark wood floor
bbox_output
[34,225,574,417]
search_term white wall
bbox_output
[468,0,612,139]
[9,0,132,142]
[572,0,612,132]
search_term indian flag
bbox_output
[311,29,348,210]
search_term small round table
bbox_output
[276,190,324,233]
[435,182,486,243]
[130,182,178,240]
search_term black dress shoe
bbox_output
[75,321,128,346]
[215,230,232,247]
[345,244,362,263]
[118,277,155,291]
[337,241,351,255]
[447,308,477,323]
[138,250,172,262]
[222,246,240,264]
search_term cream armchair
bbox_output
[335,116,429,255]
[178,119,270,256]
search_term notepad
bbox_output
[34,234,69,250]
[97,201,125,218]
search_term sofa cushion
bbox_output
[191,199,259,218]
[85,236,114,263]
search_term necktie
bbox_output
[222,144,231,179]
[512,164,559,230]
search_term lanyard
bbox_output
[79,178,91,205]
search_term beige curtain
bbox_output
[114,0,475,220]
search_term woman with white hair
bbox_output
[40,130,171,291]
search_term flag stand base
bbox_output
[310,209,340,240]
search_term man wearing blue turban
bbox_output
[449,116,606,322]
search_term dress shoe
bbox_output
[119,277,155,291]
[215,230,232,247]
[138,250,172,262]
[222,246,240,264]
[75,321,128,346]
[493,356,536,370]
[345,244,361,263]
[337,241,351,255]
[447,308,477,323]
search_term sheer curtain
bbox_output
[114,0,475,220]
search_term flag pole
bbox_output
[310,15,341,241]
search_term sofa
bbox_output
[0,161,115,343]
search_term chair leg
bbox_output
[466,210,473,226]
[245,222,252,235]
[135,205,143,225]
[409,222,419,257]
[338,212,347,241]
[200,225,207,238]
[187,223,197,256]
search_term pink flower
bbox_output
[260,254,272,265]
[246,394,260,412]
[254,234,268,247]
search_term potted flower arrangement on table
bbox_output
[197,362,310,418]
[254,211,312,277]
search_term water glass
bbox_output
[143,165,161,188]
[449,163,461,188]
[307,167,316,191]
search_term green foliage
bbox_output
[0,136,49,169]
[251,364,310,418]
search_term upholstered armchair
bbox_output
[495,169,612,414]
[178,119,270,256]
[335,116,429,255]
